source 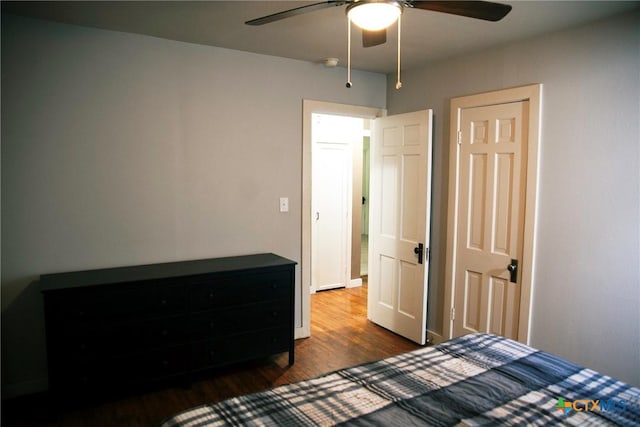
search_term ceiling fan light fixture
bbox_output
[347,1,402,31]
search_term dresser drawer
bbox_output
[48,314,192,356]
[48,359,108,391]
[124,344,192,382]
[189,271,291,310]
[192,328,290,368]
[190,301,290,339]
[45,283,188,321]
[105,315,192,351]
[50,344,192,391]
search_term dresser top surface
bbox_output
[40,253,296,292]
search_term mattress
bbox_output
[160,333,639,426]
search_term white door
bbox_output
[361,138,370,235]
[452,101,527,339]
[311,113,362,292]
[368,110,433,345]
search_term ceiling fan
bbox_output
[246,1,512,88]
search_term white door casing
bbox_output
[368,110,433,345]
[444,85,542,344]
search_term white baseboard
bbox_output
[347,278,362,288]
[2,377,48,398]
[295,326,310,339]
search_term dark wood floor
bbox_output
[2,281,421,427]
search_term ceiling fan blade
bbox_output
[245,1,348,26]
[362,29,387,48]
[411,1,512,22]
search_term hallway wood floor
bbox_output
[3,281,421,427]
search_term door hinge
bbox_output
[450,307,456,321]
[457,131,462,145]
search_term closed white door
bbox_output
[311,114,362,292]
[453,101,527,339]
[368,110,433,345]
[312,141,350,291]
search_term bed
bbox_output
[160,333,639,426]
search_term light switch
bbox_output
[279,197,289,212]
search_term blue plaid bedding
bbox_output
[161,333,639,426]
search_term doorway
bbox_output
[302,101,434,346]
[300,100,384,338]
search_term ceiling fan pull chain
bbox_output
[396,14,402,90]
[346,17,352,88]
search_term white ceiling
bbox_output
[3,1,638,74]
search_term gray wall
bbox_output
[387,10,639,386]
[1,14,386,396]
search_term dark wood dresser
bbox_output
[40,253,296,395]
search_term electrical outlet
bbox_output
[279,197,289,212]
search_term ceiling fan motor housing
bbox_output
[346,1,404,31]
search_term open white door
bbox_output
[368,110,433,345]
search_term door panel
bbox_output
[401,154,421,241]
[453,101,527,340]
[368,110,433,345]
[464,270,482,332]
[398,260,419,318]
[380,156,399,238]
[379,255,395,308]
[468,153,487,250]
[493,153,514,255]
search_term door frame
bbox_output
[443,84,542,344]
[300,100,384,338]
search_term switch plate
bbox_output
[279,197,289,212]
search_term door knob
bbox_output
[507,259,518,283]
[414,243,424,264]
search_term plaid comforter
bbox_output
[161,333,640,426]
